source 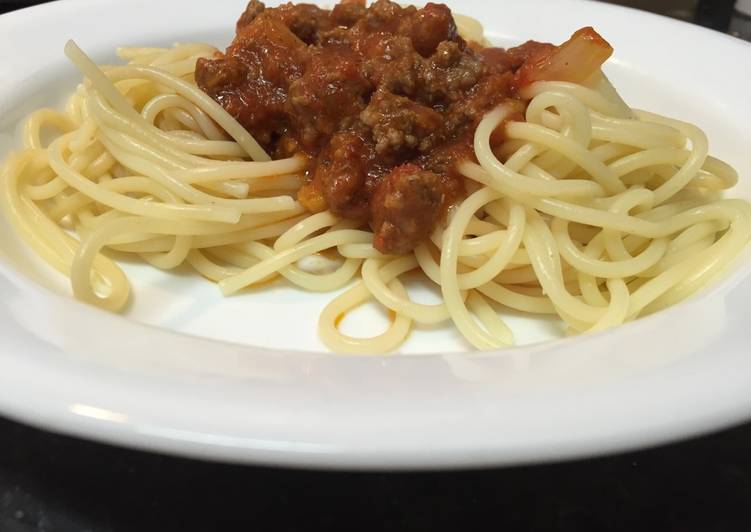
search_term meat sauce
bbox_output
[195,0,575,254]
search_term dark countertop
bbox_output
[2,415,751,531]
[2,1,750,530]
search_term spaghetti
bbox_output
[1,18,749,353]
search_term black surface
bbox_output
[2,415,751,531]
[2,1,751,530]
[697,0,738,30]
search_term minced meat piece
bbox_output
[360,35,422,97]
[417,41,484,105]
[309,129,378,220]
[288,46,370,149]
[371,164,447,255]
[270,3,335,44]
[403,3,457,57]
[331,0,367,27]
[360,90,443,157]
[237,0,265,31]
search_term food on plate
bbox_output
[1,0,749,353]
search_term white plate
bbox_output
[1,0,751,469]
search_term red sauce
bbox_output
[196,0,550,254]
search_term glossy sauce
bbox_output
[196,0,552,253]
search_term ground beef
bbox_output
[371,164,446,255]
[288,46,370,149]
[331,0,367,27]
[418,41,485,105]
[196,0,539,254]
[270,3,336,44]
[360,35,422,96]
[236,0,265,31]
[404,3,456,57]
[312,128,381,220]
[360,90,443,157]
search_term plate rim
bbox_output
[1,0,751,469]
